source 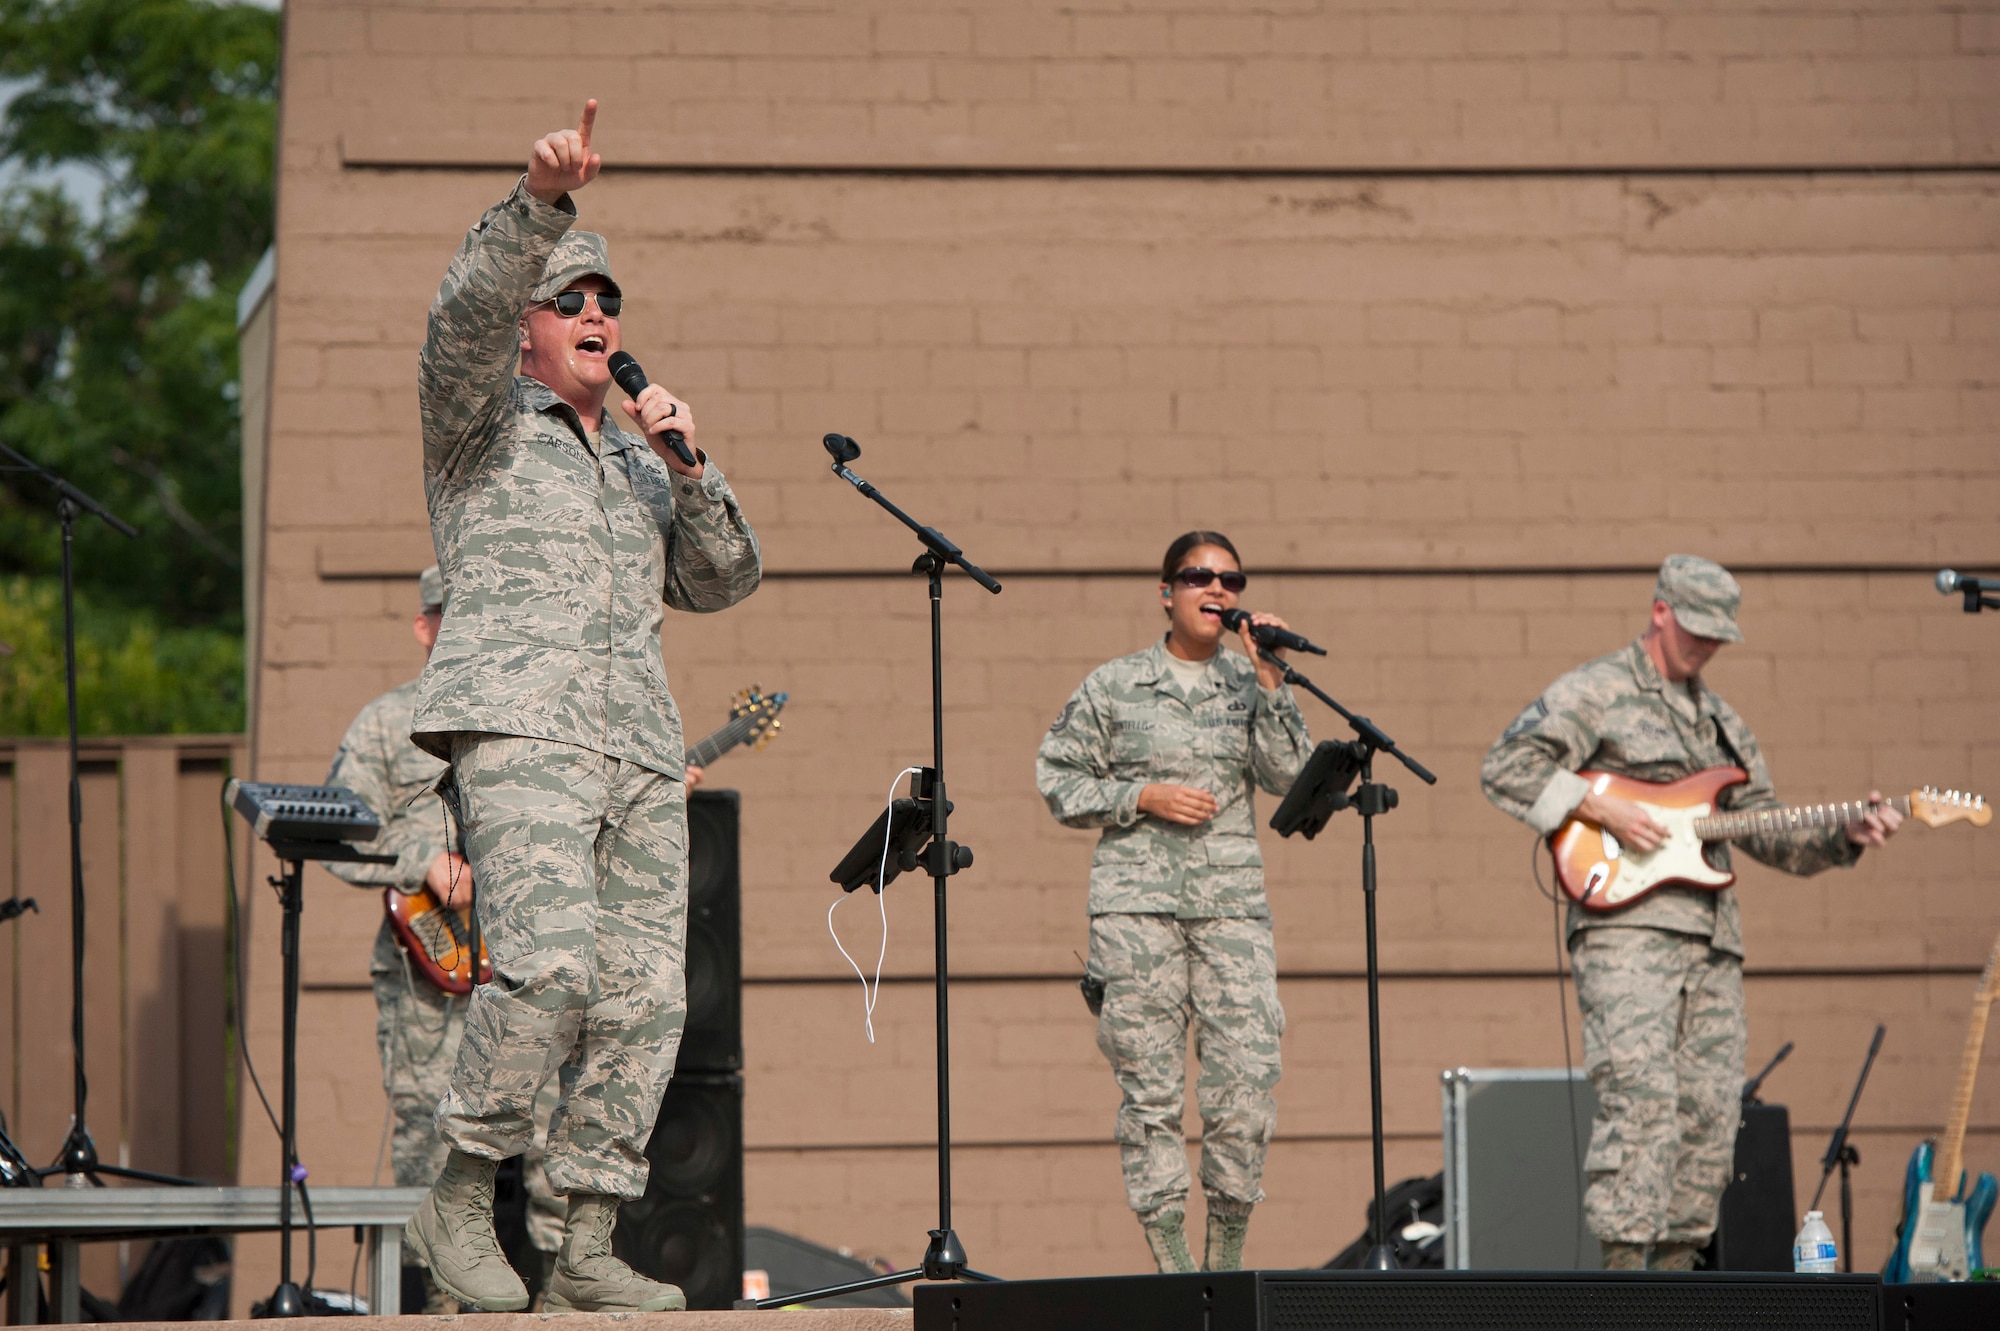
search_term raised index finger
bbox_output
[578,99,597,152]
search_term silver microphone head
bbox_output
[1937,569,1961,595]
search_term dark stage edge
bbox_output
[914,1268,1995,1331]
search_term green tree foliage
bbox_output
[0,0,277,734]
[0,574,242,734]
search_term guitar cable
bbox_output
[1531,832,1588,1267]
[827,767,921,1044]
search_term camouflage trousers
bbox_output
[1572,927,1746,1246]
[1089,913,1284,1218]
[371,920,565,1252]
[434,734,689,1200]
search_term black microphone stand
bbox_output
[0,441,194,1188]
[1811,1024,1885,1274]
[748,435,1002,1308]
[1262,649,1436,1270]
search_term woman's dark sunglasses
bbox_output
[1171,567,1247,593]
[545,290,622,318]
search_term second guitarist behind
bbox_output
[324,567,709,1309]
[1481,555,1900,1272]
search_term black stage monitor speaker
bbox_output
[679,790,742,1073]
[914,1269,1885,1331]
[617,1071,745,1311]
[1704,1100,1798,1272]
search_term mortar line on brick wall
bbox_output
[764,562,1987,582]
[744,1123,2000,1154]
[743,965,1983,986]
[341,160,2000,182]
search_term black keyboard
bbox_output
[228,780,383,844]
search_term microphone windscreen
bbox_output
[1216,608,1251,631]
[607,350,647,396]
[1937,569,1960,595]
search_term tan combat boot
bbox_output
[1204,1207,1251,1271]
[1141,1209,1197,1274]
[1599,1240,1647,1270]
[544,1194,687,1312]
[403,1149,530,1311]
[1651,1241,1702,1271]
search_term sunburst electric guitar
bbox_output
[1549,769,1989,912]
[385,687,788,994]
[1885,929,2000,1283]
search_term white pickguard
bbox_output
[1592,801,1733,907]
[1907,1199,1971,1283]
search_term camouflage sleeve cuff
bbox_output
[1524,769,1593,834]
[1111,781,1145,827]
[510,173,579,224]
[670,456,732,514]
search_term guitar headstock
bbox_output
[730,687,788,752]
[1908,787,1992,829]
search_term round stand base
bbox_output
[263,1282,305,1318]
[1363,1244,1400,1271]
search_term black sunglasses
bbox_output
[1171,567,1247,593]
[544,290,622,318]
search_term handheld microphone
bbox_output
[606,351,699,469]
[1937,569,1982,595]
[1218,608,1327,656]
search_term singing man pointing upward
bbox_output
[403,100,761,1313]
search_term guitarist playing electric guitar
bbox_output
[1481,555,1902,1274]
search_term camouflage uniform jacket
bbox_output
[1482,638,1860,957]
[1037,638,1312,919]
[325,678,450,898]
[413,178,762,778]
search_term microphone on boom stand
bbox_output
[1217,608,1328,656]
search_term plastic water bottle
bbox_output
[1793,1210,1838,1273]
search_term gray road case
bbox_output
[1441,1066,1601,1271]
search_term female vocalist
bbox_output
[1035,530,1313,1273]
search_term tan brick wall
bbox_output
[305,1,2000,170]
[240,0,2000,1298]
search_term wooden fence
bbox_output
[1,735,246,1298]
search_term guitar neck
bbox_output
[685,714,755,769]
[1933,932,2000,1203]
[1693,795,1909,843]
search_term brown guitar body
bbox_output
[1549,767,1746,912]
[384,885,491,995]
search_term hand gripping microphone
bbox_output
[606,351,699,469]
[1218,608,1327,656]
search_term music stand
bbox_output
[227,781,394,1316]
[829,775,947,894]
[743,435,1001,1308]
[1262,657,1436,1270]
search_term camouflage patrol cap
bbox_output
[529,230,621,304]
[1654,554,1743,643]
[418,565,446,613]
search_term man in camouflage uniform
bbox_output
[1037,533,1312,1274]
[403,101,761,1313]
[325,567,565,1310]
[1481,555,1900,1270]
